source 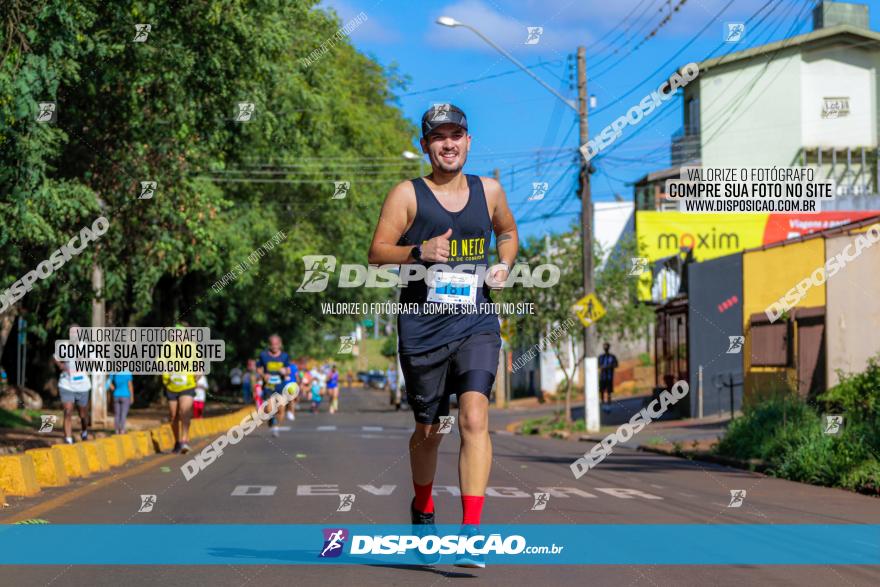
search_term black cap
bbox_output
[421,104,468,138]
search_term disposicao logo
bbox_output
[319,528,348,558]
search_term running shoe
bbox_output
[286,411,295,422]
[410,498,441,565]
[271,426,280,438]
[80,430,88,441]
[64,437,74,445]
[180,443,191,454]
[454,525,486,568]
[172,441,182,453]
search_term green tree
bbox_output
[499,225,652,424]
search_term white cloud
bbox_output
[428,0,592,53]
[319,0,400,43]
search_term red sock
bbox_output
[413,481,434,514]
[461,495,484,526]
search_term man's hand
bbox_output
[420,228,453,262]
[487,262,510,290]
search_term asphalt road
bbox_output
[2,386,879,586]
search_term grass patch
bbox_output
[518,415,587,436]
[0,408,42,430]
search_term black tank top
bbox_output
[397,174,500,355]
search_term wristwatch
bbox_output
[411,245,423,263]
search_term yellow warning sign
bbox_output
[500,319,513,342]
[572,293,605,328]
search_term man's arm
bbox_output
[368,181,419,265]
[368,181,453,264]
[483,177,518,283]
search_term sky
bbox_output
[321,0,880,240]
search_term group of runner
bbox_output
[250,334,342,437]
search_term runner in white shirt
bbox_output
[55,324,92,444]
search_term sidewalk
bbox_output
[0,403,242,455]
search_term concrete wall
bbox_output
[742,239,826,399]
[700,47,803,168]
[825,231,880,386]
[801,45,877,148]
[698,40,880,169]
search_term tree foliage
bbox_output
[1,1,416,391]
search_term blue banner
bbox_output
[0,524,877,565]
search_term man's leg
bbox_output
[177,394,193,445]
[168,399,180,444]
[77,399,90,440]
[458,391,491,525]
[62,401,74,440]
[409,422,444,512]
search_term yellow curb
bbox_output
[118,434,138,460]
[52,444,91,479]
[0,454,41,497]
[99,437,125,467]
[82,441,110,472]
[133,431,155,456]
[149,428,163,452]
[160,425,175,451]
[25,448,70,488]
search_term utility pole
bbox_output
[90,262,106,428]
[493,168,508,409]
[90,197,107,429]
[577,46,600,433]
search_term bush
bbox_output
[717,394,879,494]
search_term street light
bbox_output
[436,17,598,431]
[436,16,577,112]
[402,150,425,176]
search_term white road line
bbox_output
[362,426,383,432]
[317,426,337,431]
[231,485,276,496]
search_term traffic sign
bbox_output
[572,293,605,328]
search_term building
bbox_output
[682,1,880,206]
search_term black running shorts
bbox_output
[400,331,501,425]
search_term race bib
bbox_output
[427,271,477,305]
[171,374,189,386]
[71,374,86,383]
[268,374,282,385]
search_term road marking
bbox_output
[678,492,697,498]
[362,426,383,432]
[650,484,664,489]
[231,485,276,496]
[317,426,337,431]
[275,426,291,431]
[358,484,395,496]
[289,484,662,499]
[594,488,662,500]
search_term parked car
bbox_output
[366,370,386,389]
[356,371,370,384]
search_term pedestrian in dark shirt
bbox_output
[598,342,618,411]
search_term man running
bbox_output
[55,324,91,444]
[326,365,340,414]
[368,104,518,568]
[257,334,290,437]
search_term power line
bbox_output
[398,59,564,96]
[590,0,690,79]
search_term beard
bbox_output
[432,151,467,173]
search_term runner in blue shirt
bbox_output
[257,334,290,436]
[327,365,340,414]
